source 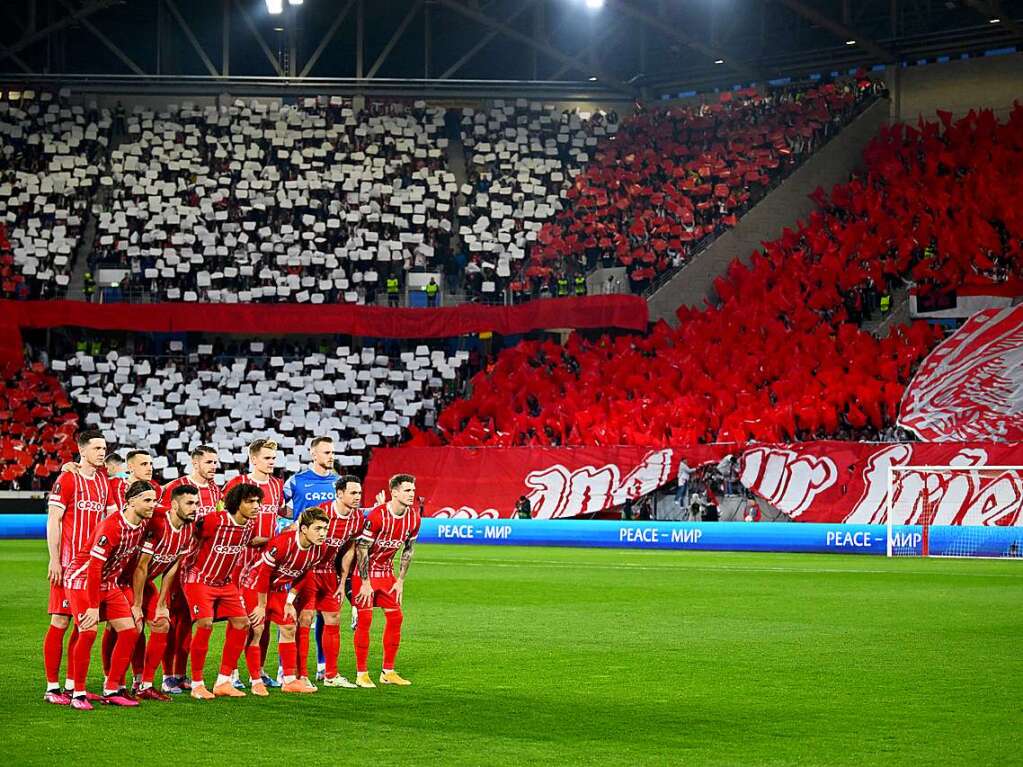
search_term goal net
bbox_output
[886,465,1023,558]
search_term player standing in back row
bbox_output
[282,436,339,681]
[352,473,420,688]
[43,429,116,706]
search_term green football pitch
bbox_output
[2,540,1021,766]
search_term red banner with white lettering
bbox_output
[365,442,1023,524]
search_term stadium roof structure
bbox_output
[0,0,1021,100]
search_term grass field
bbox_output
[2,540,1022,766]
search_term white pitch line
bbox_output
[415,556,1023,579]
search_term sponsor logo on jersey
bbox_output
[76,499,107,513]
[212,544,245,555]
[304,491,334,501]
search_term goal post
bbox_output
[885,465,1023,558]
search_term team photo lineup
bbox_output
[3,0,1023,762]
[44,430,420,709]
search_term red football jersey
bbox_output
[358,503,421,578]
[48,470,116,568]
[140,514,195,580]
[180,511,253,587]
[63,510,147,591]
[311,501,363,574]
[160,475,222,519]
[109,476,163,511]
[241,528,321,593]
[223,474,285,571]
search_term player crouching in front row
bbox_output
[241,508,329,696]
[64,481,158,710]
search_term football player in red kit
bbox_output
[43,429,116,706]
[160,445,221,519]
[295,475,364,688]
[108,450,163,511]
[241,507,329,695]
[158,445,222,692]
[129,484,199,700]
[179,483,260,700]
[352,474,420,688]
[223,438,287,688]
[63,481,158,710]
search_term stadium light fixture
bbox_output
[989,17,1001,22]
[589,75,598,81]
[846,39,856,45]
[288,0,304,4]
[585,0,606,9]
[714,59,725,64]
[266,0,283,14]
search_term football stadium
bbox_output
[1,0,1021,764]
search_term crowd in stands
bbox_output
[0,361,79,487]
[91,97,457,304]
[423,106,1023,447]
[455,100,620,302]
[0,90,110,299]
[521,78,884,298]
[0,334,474,491]
[0,81,884,305]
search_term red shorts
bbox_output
[241,589,294,626]
[49,583,72,616]
[295,571,341,614]
[67,586,134,626]
[139,581,188,623]
[351,573,400,610]
[182,581,247,621]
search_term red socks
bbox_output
[220,624,249,677]
[382,610,403,670]
[258,626,271,666]
[163,622,178,676]
[296,626,311,679]
[142,630,169,684]
[323,624,341,678]
[73,629,98,692]
[244,645,263,680]
[43,624,68,685]
[171,621,191,677]
[190,626,213,684]
[106,627,139,691]
[101,625,116,676]
[132,631,146,677]
[279,640,297,678]
[353,609,373,673]
[66,627,78,688]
